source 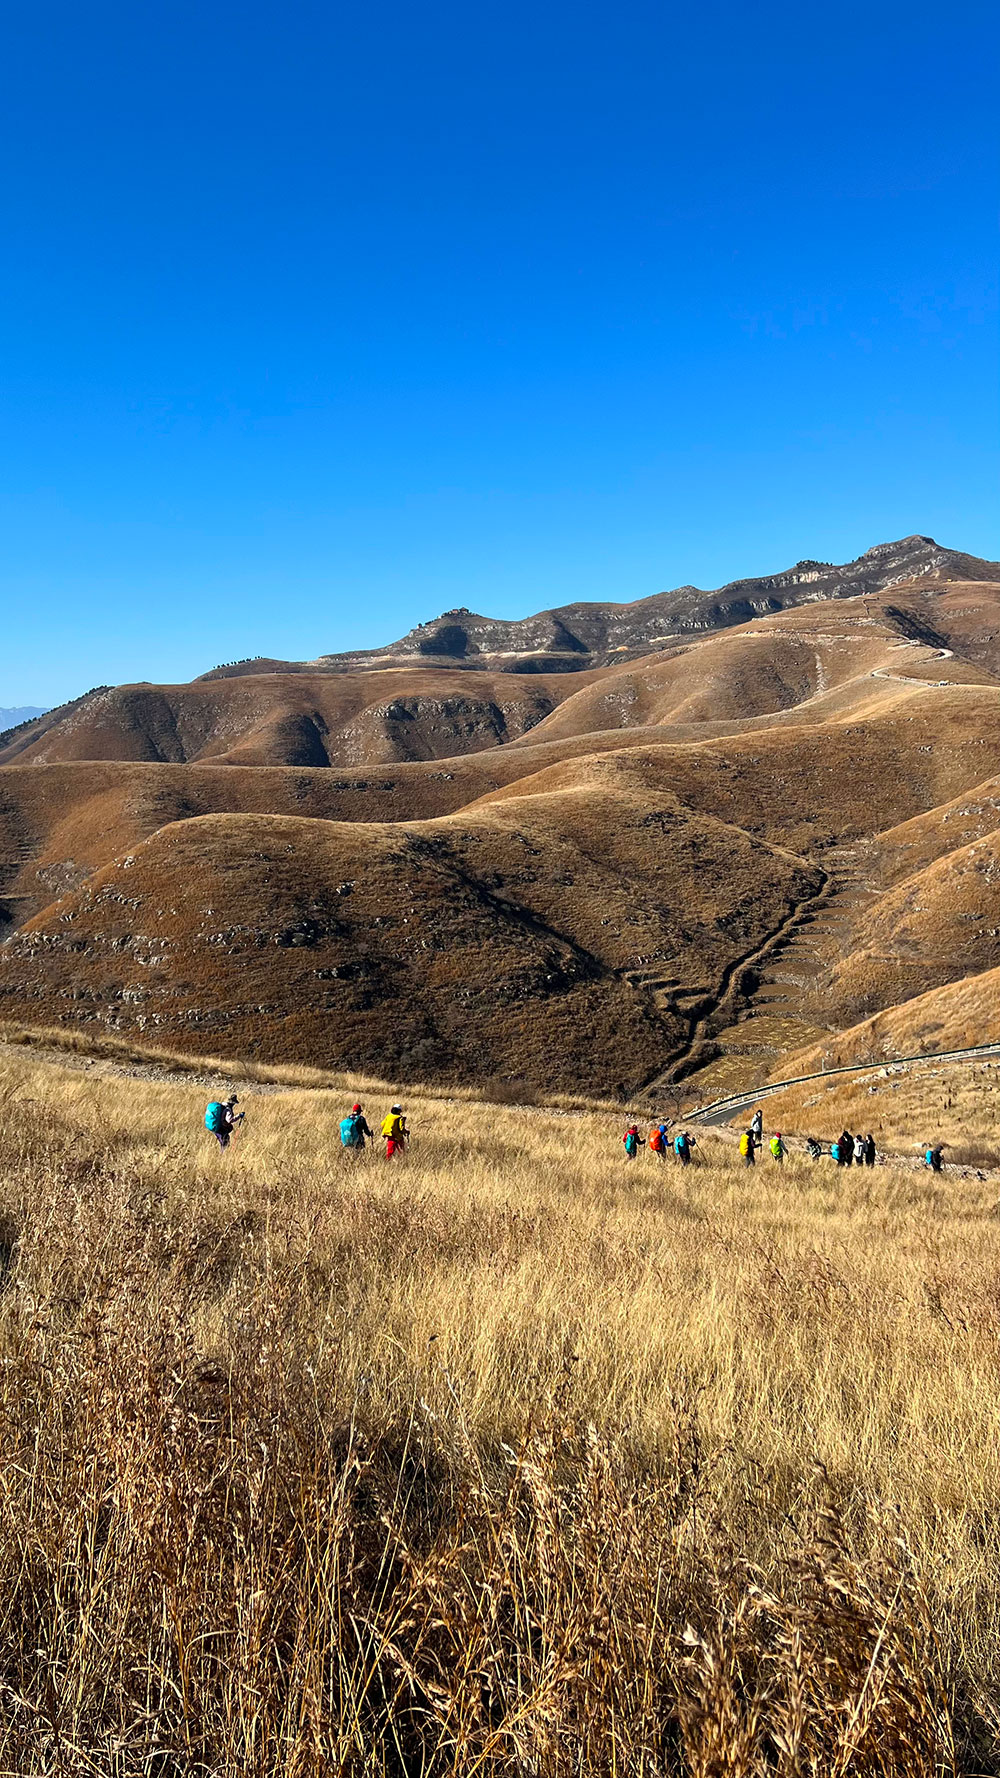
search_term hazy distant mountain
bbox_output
[0,706,47,732]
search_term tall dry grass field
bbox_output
[0,1044,997,1772]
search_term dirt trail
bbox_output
[635,866,832,1097]
[0,1038,307,1097]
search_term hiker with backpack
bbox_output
[382,1104,409,1158]
[205,1094,243,1150]
[769,1132,786,1164]
[648,1123,668,1160]
[750,1109,763,1144]
[852,1133,865,1166]
[674,1130,695,1166]
[623,1124,644,1160]
[739,1129,756,1168]
[925,1143,944,1174]
[806,1137,823,1160]
[340,1102,374,1153]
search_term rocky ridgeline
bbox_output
[301,535,1000,675]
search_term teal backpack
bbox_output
[205,1101,227,1133]
[340,1114,361,1148]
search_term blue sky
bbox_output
[0,0,996,706]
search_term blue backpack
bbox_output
[340,1114,362,1148]
[205,1101,227,1133]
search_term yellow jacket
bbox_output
[382,1112,405,1140]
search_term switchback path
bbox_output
[636,866,832,1096]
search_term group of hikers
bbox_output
[204,1094,410,1157]
[738,1110,878,1167]
[622,1103,956,1174]
[737,1120,877,1166]
[205,1090,946,1176]
[338,1101,410,1157]
[623,1123,697,1164]
[622,1107,881,1169]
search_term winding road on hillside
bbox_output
[688,1042,1000,1125]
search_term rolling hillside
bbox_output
[0,761,821,1090]
[2,542,1000,1095]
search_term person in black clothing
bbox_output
[840,1128,854,1167]
[863,1133,876,1167]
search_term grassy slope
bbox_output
[0,666,597,768]
[758,1052,1000,1162]
[0,1041,994,1770]
[0,764,822,1091]
[778,960,1000,1079]
[822,830,1000,1025]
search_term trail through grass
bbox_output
[0,1045,995,1771]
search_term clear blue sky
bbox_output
[1,0,996,705]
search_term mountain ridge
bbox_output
[2,539,1000,1096]
[196,534,1000,679]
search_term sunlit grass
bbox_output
[0,1044,993,1771]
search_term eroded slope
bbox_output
[0,767,821,1092]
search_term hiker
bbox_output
[205,1094,243,1151]
[340,1102,374,1152]
[739,1129,756,1168]
[852,1133,865,1166]
[863,1133,876,1167]
[806,1136,823,1160]
[840,1128,854,1167]
[674,1130,695,1166]
[831,1138,843,1164]
[382,1104,409,1158]
[924,1144,944,1174]
[769,1132,786,1163]
[750,1108,763,1144]
[623,1124,645,1160]
[649,1123,667,1159]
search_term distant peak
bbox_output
[861,535,936,559]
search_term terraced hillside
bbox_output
[3,544,1000,1095]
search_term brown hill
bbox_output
[4,548,1000,1096]
[776,960,1000,1075]
[0,762,821,1092]
[6,581,996,774]
[0,668,593,769]
[821,832,1000,1026]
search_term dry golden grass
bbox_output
[782,961,1000,1080]
[0,1044,997,1771]
[761,1054,1000,1165]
